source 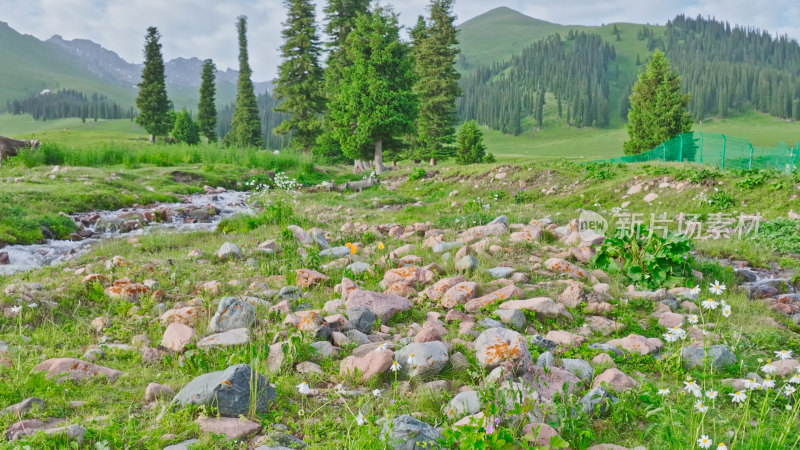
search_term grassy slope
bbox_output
[0,22,135,112]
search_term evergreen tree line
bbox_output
[7,89,135,121]
[457,32,617,134]
[662,15,800,120]
[217,92,291,149]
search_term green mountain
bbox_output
[0,21,135,112]
[456,8,800,136]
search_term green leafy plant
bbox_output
[707,191,735,209]
[592,229,694,288]
[408,167,427,181]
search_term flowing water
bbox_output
[0,191,252,276]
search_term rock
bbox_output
[509,224,543,243]
[345,290,413,322]
[423,277,465,301]
[198,328,250,349]
[495,308,526,329]
[561,358,594,383]
[382,415,441,450]
[346,307,376,334]
[440,282,478,308]
[536,351,555,368]
[297,312,332,340]
[161,322,195,352]
[478,318,504,329]
[657,312,684,328]
[394,341,449,378]
[497,297,572,320]
[310,341,338,357]
[287,225,313,246]
[1,397,45,416]
[320,246,350,257]
[196,417,262,440]
[545,330,585,349]
[487,267,514,279]
[344,329,371,346]
[267,342,286,373]
[173,364,276,417]
[643,192,658,203]
[474,328,532,370]
[432,242,462,254]
[529,334,558,351]
[592,368,637,391]
[160,306,204,326]
[296,269,329,288]
[91,316,110,333]
[296,361,323,376]
[681,344,737,370]
[105,278,151,300]
[735,268,758,283]
[5,418,85,442]
[458,223,508,244]
[0,252,9,265]
[340,350,393,381]
[216,242,242,260]
[544,258,587,278]
[557,283,586,308]
[163,439,200,450]
[529,366,582,400]
[309,229,330,249]
[446,390,481,419]
[584,316,624,336]
[592,353,615,366]
[523,423,561,447]
[144,382,175,402]
[581,386,618,416]
[449,352,470,372]
[606,334,663,355]
[34,358,122,382]
[464,285,523,313]
[207,297,256,333]
[772,359,800,376]
[414,321,446,343]
[455,255,478,272]
[347,261,371,275]
[82,348,105,361]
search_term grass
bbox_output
[0,160,797,448]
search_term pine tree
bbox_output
[274,0,325,152]
[317,0,371,160]
[623,50,692,155]
[455,120,486,164]
[172,110,200,145]
[135,27,172,142]
[407,15,428,162]
[413,0,461,166]
[224,16,263,148]
[197,59,218,142]
[329,7,417,174]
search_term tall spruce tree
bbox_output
[408,15,428,162]
[135,27,172,143]
[624,50,692,155]
[316,0,371,160]
[224,16,263,148]
[197,59,218,142]
[274,0,325,152]
[329,7,416,173]
[413,0,461,166]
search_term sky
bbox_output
[1,0,798,81]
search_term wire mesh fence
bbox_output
[603,132,799,173]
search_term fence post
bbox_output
[699,133,704,163]
[748,143,754,170]
[678,134,684,162]
[791,142,800,174]
[721,134,726,170]
[662,143,666,160]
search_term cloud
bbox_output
[1,0,798,81]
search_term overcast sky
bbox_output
[1,0,798,81]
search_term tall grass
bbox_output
[16,142,302,172]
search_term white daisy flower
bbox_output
[705,389,718,400]
[297,382,311,395]
[688,315,699,324]
[762,378,775,389]
[701,299,719,310]
[690,285,701,296]
[663,332,678,343]
[658,388,670,396]
[730,391,747,403]
[390,361,402,372]
[698,434,713,449]
[762,363,777,375]
[721,305,732,318]
[407,353,416,366]
[684,381,702,398]
[783,385,796,396]
[744,379,761,390]
[789,374,800,384]
[694,400,709,413]
[717,443,728,450]
[376,343,390,352]
[335,384,346,395]
[775,350,793,360]
[355,412,366,426]
[10,305,22,314]
[372,389,382,397]
[709,280,726,295]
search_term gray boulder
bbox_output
[455,255,478,272]
[394,341,449,379]
[580,386,617,417]
[320,246,351,258]
[535,351,554,368]
[346,307,376,334]
[446,390,481,419]
[561,358,594,383]
[173,364,276,417]
[681,345,737,370]
[310,229,330,249]
[216,242,242,260]
[382,415,441,450]
[347,261,371,275]
[487,267,515,279]
[207,297,256,333]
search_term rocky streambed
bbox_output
[0,190,252,276]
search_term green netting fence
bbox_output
[603,132,799,173]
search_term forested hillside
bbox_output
[6,89,135,121]
[217,93,290,149]
[457,12,800,136]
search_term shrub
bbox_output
[756,219,800,255]
[592,229,694,289]
[456,120,487,164]
[408,167,427,181]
